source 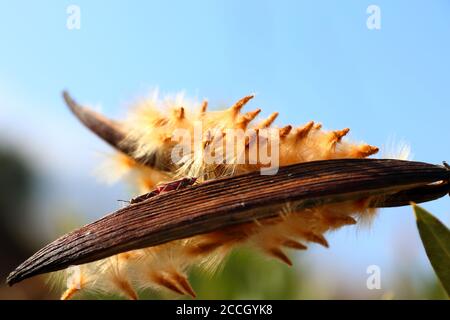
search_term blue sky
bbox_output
[1,1,449,296]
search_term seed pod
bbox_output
[63,91,174,171]
[7,158,449,286]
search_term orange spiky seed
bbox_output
[281,239,308,250]
[323,215,358,228]
[171,272,196,298]
[257,112,279,128]
[114,278,138,300]
[174,107,185,120]
[266,247,292,266]
[244,108,261,122]
[279,125,292,138]
[152,273,186,296]
[237,109,261,129]
[304,232,329,248]
[201,100,208,113]
[330,128,350,143]
[354,145,379,158]
[295,121,315,139]
[229,95,254,116]
[61,287,79,300]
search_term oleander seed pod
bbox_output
[8,91,449,300]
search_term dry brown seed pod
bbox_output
[7,158,449,286]
[63,91,174,172]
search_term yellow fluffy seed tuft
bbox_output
[57,92,392,299]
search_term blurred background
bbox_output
[0,0,449,299]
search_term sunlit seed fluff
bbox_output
[60,92,388,299]
[60,264,97,300]
[98,255,139,300]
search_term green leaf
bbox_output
[413,204,450,297]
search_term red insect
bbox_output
[129,177,198,204]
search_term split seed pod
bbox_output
[6,92,450,299]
